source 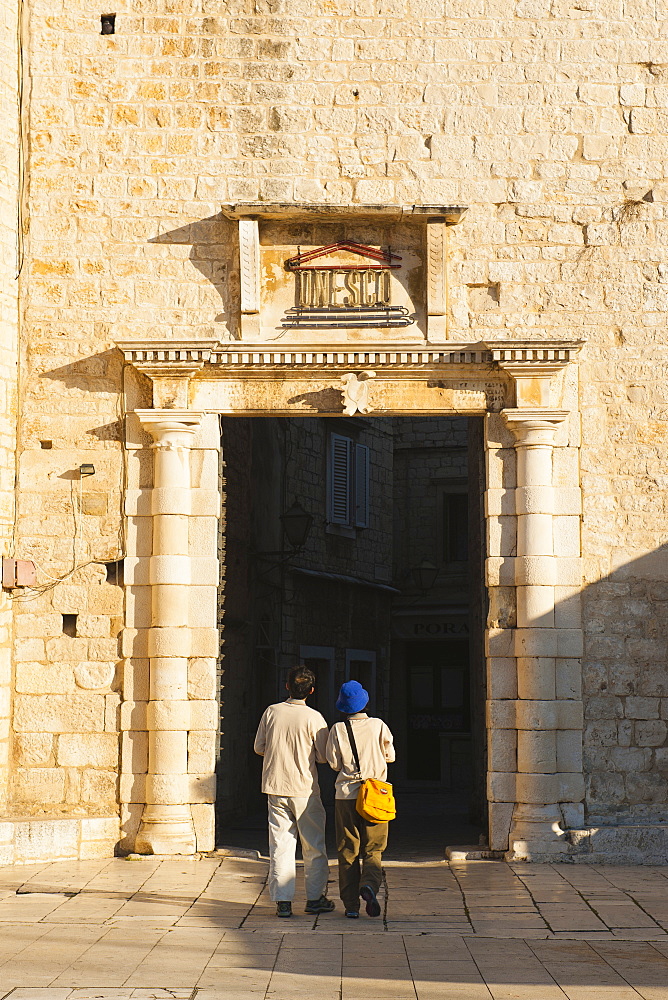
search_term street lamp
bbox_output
[280,501,313,550]
[412,560,439,591]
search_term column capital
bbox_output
[503,409,569,446]
[135,409,205,448]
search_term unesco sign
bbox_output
[283,240,413,329]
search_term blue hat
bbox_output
[336,680,369,715]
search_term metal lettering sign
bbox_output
[283,241,413,329]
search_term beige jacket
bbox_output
[325,714,395,800]
[254,698,329,797]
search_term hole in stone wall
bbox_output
[105,560,124,586]
[101,13,116,34]
[62,614,78,637]
[40,440,52,449]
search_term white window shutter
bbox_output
[328,433,351,524]
[354,443,370,528]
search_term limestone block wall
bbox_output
[0,0,20,814]
[6,0,668,838]
[391,416,469,582]
[10,337,126,819]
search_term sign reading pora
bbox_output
[283,241,413,329]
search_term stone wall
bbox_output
[282,416,395,719]
[5,0,668,844]
[0,0,20,818]
[392,416,469,587]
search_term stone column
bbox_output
[134,409,204,855]
[504,408,577,857]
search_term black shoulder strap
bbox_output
[344,719,362,776]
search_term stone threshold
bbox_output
[446,845,505,861]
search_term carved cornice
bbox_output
[209,347,494,368]
[220,203,468,226]
[488,341,584,368]
[116,339,584,377]
[117,341,217,367]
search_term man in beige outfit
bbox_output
[254,665,335,918]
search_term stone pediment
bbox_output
[284,241,402,271]
[282,242,408,329]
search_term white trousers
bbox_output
[267,793,329,902]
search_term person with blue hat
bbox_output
[325,679,395,919]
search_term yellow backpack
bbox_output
[344,719,396,824]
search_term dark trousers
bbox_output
[335,798,388,912]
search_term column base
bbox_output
[505,803,568,861]
[134,804,197,856]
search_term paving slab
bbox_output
[0,858,666,999]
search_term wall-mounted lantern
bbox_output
[411,560,439,592]
[280,501,313,550]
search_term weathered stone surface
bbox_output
[13,819,78,863]
[12,767,65,804]
[13,694,106,734]
[187,658,217,701]
[81,769,118,805]
[13,734,53,767]
[73,662,116,691]
[16,662,74,695]
[57,733,118,768]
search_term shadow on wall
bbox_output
[41,348,153,419]
[40,348,123,395]
[149,213,430,340]
[580,543,668,828]
[149,213,238,333]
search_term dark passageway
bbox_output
[216,414,488,859]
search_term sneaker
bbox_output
[304,895,335,914]
[360,885,381,918]
[345,909,360,919]
[276,901,292,918]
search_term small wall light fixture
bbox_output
[280,501,313,550]
[79,463,96,477]
[412,560,439,591]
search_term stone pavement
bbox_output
[0,857,667,999]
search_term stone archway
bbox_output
[116,338,584,861]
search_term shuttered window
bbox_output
[328,433,352,525]
[327,434,370,529]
